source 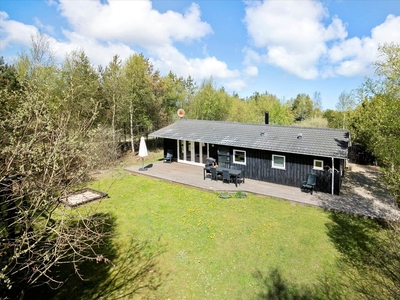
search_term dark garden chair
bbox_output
[204,158,215,179]
[301,173,317,194]
[210,167,219,181]
[164,149,173,163]
[236,170,244,185]
[222,169,231,184]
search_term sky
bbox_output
[1,0,400,110]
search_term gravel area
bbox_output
[315,163,400,220]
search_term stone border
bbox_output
[61,187,108,207]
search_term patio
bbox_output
[124,161,400,221]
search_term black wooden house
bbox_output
[150,119,350,195]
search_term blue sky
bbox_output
[1,0,399,110]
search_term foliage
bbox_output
[312,91,324,118]
[186,78,232,121]
[162,71,194,122]
[246,92,293,125]
[323,109,343,129]
[349,43,400,201]
[60,49,102,126]
[0,81,107,298]
[290,93,314,122]
[335,91,356,129]
[293,117,328,128]
[101,54,124,157]
[0,57,21,92]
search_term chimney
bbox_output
[265,112,269,125]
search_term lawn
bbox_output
[78,171,342,299]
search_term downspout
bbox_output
[331,157,334,195]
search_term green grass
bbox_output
[81,172,342,299]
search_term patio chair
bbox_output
[301,173,317,195]
[222,169,231,184]
[204,165,212,179]
[164,149,173,163]
[235,170,244,185]
[210,167,219,181]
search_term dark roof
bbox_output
[150,119,349,159]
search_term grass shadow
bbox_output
[252,268,329,300]
[25,212,165,300]
[324,212,400,298]
[325,212,381,264]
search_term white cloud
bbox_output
[58,30,135,66]
[1,0,242,89]
[56,0,243,88]
[33,17,55,35]
[0,12,38,50]
[244,65,258,77]
[244,0,347,79]
[244,0,400,79]
[58,0,212,48]
[151,44,239,80]
[223,78,247,92]
[327,14,400,77]
[371,14,400,44]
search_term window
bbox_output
[272,155,285,169]
[233,149,246,165]
[313,159,324,170]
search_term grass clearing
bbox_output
[83,172,341,299]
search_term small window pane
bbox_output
[233,150,246,165]
[314,159,323,170]
[272,155,285,169]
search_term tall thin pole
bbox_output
[331,157,334,195]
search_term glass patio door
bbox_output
[177,140,209,165]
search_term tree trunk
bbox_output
[112,94,117,160]
[129,102,135,155]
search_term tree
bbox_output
[246,92,293,125]
[102,54,124,159]
[336,91,356,129]
[162,72,193,122]
[122,54,158,154]
[0,79,107,298]
[0,57,21,92]
[323,109,343,129]
[59,49,102,126]
[291,93,314,122]
[350,43,400,201]
[312,91,323,118]
[187,78,232,121]
[228,96,250,123]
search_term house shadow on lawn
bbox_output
[25,212,166,300]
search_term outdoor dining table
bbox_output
[203,166,245,187]
[216,167,243,187]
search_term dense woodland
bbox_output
[0,34,399,298]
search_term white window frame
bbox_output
[272,154,286,170]
[313,159,324,170]
[233,149,246,165]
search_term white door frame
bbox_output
[177,140,209,166]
